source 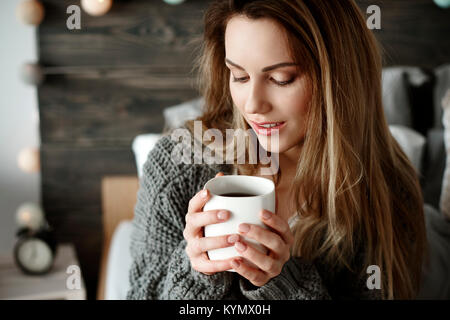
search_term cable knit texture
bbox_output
[126,131,381,300]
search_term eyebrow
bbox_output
[225,58,298,72]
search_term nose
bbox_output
[244,80,271,115]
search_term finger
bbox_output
[184,209,230,238]
[234,240,281,276]
[189,234,238,255]
[215,172,224,177]
[237,223,286,256]
[187,209,230,230]
[230,257,269,287]
[187,189,210,214]
[193,256,234,274]
[259,209,294,245]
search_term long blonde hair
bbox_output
[185,0,427,300]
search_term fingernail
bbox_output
[202,190,208,198]
[228,234,239,244]
[238,223,250,233]
[235,241,247,252]
[217,210,228,220]
[262,210,272,220]
[231,259,240,268]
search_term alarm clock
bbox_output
[14,226,57,275]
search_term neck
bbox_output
[272,144,303,221]
[278,143,302,181]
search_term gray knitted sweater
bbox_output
[126,133,381,300]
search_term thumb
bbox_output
[215,172,224,177]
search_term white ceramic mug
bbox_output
[203,175,275,271]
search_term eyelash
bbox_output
[232,76,295,87]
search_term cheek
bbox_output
[282,87,311,120]
[229,83,246,111]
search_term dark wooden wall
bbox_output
[38,0,206,300]
[358,0,450,67]
[37,0,449,299]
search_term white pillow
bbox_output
[162,97,204,130]
[382,68,413,127]
[389,124,426,173]
[132,98,204,178]
[132,134,162,178]
[104,220,134,300]
[434,64,450,128]
[439,89,450,220]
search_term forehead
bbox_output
[225,15,292,64]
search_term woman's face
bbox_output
[225,15,311,155]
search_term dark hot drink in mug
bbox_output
[203,175,276,271]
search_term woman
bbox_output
[127,0,427,300]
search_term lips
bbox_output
[250,121,286,136]
[252,121,285,126]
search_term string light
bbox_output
[163,0,186,5]
[433,0,450,9]
[16,203,45,231]
[81,0,113,16]
[17,147,40,173]
[16,0,45,26]
[20,62,45,86]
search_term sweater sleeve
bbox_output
[126,136,234,300]
[238,256,332,300]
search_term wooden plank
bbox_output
[38,0,450,68]
[40,145,137,206]
[40,145,138,300]
[38,76,198,145]
[38,0,205,67]
[356,0,450,67]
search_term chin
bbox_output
[256,136,285,154]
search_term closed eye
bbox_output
[232,76,295,87]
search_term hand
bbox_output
[229,209,294,286]
[183,172,235,275]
